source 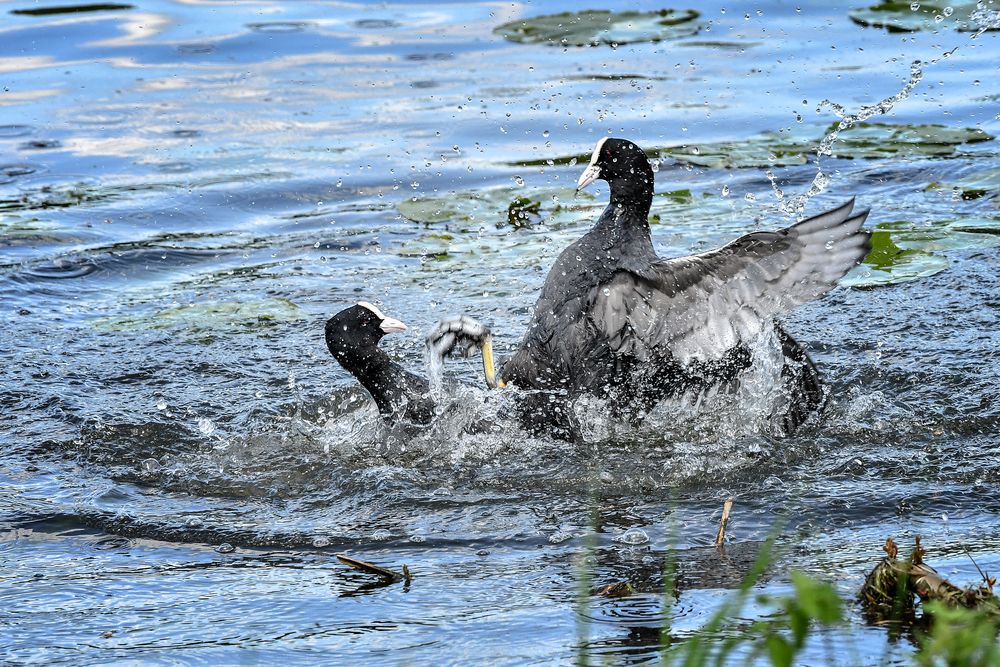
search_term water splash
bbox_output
[971,0,1000,35]
[425,343,445,399]
[770,61,924,219]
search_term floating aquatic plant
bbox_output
[397,187,587,225]
[94,298,303,333]
[948,167,1000,202]
[849,0,999,33]
[846,218,1000,287]
[513,122,994,170]
[494,8,702,47]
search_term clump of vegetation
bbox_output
[571,499,1000,666]
[504,196,542,229]
[861,537,999,619]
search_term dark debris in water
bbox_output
[504,196,542,229]
[10,3,132,16]
[591,581,636,598]
[246,21,314,34]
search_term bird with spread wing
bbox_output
[427,137,870,437]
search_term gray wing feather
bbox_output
[590,199,871,364]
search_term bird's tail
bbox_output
[775,325,824,434]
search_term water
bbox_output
[1,1,999,663]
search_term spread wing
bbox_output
[590,199,871,364]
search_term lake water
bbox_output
[2,1,999,664]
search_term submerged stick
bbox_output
[715,498,734,547]
[336,553,412,583]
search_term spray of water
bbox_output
[771,1,999,218]
[769,60,924,219]
[425,342,445,399]
[971,0,1000,36]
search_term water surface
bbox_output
[2,0,999,663]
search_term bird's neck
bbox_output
[335,346,408,415]
[608,177,653,223]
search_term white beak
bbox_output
[576,163,601,191]
[379,316,407,334]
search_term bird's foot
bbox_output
[425,315,504,388]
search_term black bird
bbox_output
[326,302,494,426]
[432,137,871,435]
[325,302,435,425]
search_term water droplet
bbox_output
[185,517,203,528]
[513,175,525,186]
[542,130,550,138]
[476,549,490,556]
[409,534,427,543]
[569,157,578,167]
[744,193,756,202]
[312,536,331,548]
[197,418,215,436]
[943,5,953,16]
[452,145,460,152]
[371,529,392,541]
[910,1,919,9]
[217,543,235,553]
[614,527,650,545]
[156,399,167,411]
[141,458,160,473]
[721,185,730,197]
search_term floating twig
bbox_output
[336,553,412,584]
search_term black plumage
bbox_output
[497,137,870,433]
[325,302,434,425]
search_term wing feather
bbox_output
[589,199,871,365]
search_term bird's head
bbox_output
[325,301,407,360]
[576,138,654,206]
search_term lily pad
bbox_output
[398,187,586,226]
[394,187,601,265]
[516,122,994,171]
[494,8,702,47]
[829,122,993,159]
[94,298,303,332]
[846,218,1000,287]
[849,1,998,33]
[947,168,1000,202]
[660,132,810,169]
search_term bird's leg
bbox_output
[424,315,505,389]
